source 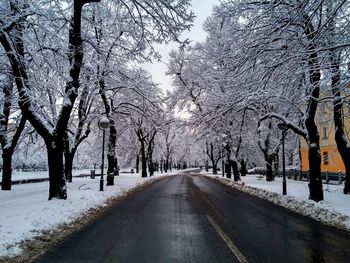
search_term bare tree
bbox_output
[0,76,26,190]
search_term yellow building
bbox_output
[300,96,350,173]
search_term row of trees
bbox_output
[168,0,350,202]
[3,0,350,204]
[0,0,195,199]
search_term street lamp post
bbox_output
[278,123,288,195]
[98,117,109,191]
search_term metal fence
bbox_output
[251,169,345,185]
[296,170,345,185]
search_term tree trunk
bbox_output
[206,142,219,175]
[266,157,274,182]
[303,17,323,202]
[225,163,231,179]
[148,152,154,176]
[106,124,116,186]
[258,120,275,182]
[146,131,156,177]
[63,134,72,183]
[46,142,67,200]
[140,143,147,178]
[212,162,218,175]
[136,154,139,173]
[240,159,247,177]
[165,158,169,173]
[330,57,350,194]
[64,152,74,183]
[307,139,323,201]
[305,59,323,201]
[1,149,13,190]
[232,160,240,181]
[205,159,209,172]
[148,161,154,176]
[106,154,115,185]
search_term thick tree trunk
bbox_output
[148,153,154,176]
[331,59,350,194]
[146,131,156,177]
[106,124,116,186]
[106,154,115,185]
[1,149,13,190]
[148,147,154,176]
[46,143,67,200]
[136,154,139,173]
[305,57,323,201]
[303,18,323,202]
[232,160,240,181]
[258,121,275,182]
[0,119,26,190]
[0,78,13,191]
[140,143,147,178]
[307,140,323,201]
[225,163,231,179]
[206,142,218,174]
[335,131,350,194]
[265,157,274,182]
[240,159,247,177]
[165,158,169,173]
[148,161,154,176]
[212,162,218,175]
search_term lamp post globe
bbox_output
[99,116,109,191]
[98,116,109,130]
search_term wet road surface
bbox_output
[35,173,350,262]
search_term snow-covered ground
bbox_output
[0,169,182,257]
[0,169,92,182]
[203,172,350,231]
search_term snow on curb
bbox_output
[205,175,350,231]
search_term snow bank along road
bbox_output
[35,173,350,263]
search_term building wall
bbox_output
[300,144,345,172]
[300,94,350,173]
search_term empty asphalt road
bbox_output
[35,172,350,262]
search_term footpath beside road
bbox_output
[34,173,350,263]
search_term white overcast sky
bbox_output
[143,0,219,93]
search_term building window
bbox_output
[323,127,327,139]
[323,152,329,165]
